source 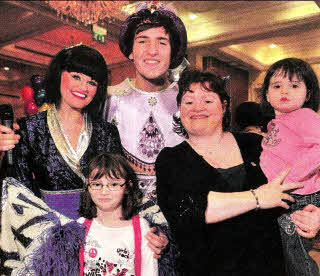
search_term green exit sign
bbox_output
[92,24,107,44]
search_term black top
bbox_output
[216,163,246,189]
[156,132,284,276]
[13,111,123,193]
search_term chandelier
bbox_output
[47,1,129,26]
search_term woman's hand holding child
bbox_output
[255,168,304,209]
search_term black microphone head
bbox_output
[0,104,14,121]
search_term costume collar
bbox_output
[47,104,92,182]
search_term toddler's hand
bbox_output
[291,204,320,238]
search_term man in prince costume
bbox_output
[104,2,188,203]
[104,5,188,274]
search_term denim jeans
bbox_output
[278,192,320,276]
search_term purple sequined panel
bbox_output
[42,191,81,219]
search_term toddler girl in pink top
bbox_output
[260,58,320,276]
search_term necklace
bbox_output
[188,134,225,157]
[196,146,215,156]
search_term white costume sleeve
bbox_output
[106,94,117,123]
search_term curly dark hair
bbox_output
[119,8,187,69]
[173,68,231,138]
[261,58,320,113]
[44,44,108,119]
[79,153,143,220]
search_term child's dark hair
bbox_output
[173,68,231,138]
[79,153,142,220]
[261,58,320,112]
[44,44,108,119]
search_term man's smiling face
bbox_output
[129,26,171,87]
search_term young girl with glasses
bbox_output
[78,153,158,276]
[1,153,160,275]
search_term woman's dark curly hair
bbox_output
[173,68,231,138]
[261,58,320,113]
[79,153,143,220]
[44,44,108,119]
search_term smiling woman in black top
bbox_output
[155,69,317,276]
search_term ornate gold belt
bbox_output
[123,148,156,175]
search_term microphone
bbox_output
[0,104,14,166]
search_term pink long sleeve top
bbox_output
[260,108,320,195]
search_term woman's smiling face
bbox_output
[180,82,225,137]
[59,71,98,111]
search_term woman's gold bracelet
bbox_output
[250,189,260,211]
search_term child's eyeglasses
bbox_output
[88,182,126,191]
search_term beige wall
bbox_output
[248,70,265,103]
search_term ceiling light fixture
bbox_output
[269,44,277,49]
[46,1,128,26]
[3,67,10,71]
[189,13,198,20]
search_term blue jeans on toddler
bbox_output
[278,192,320,276]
